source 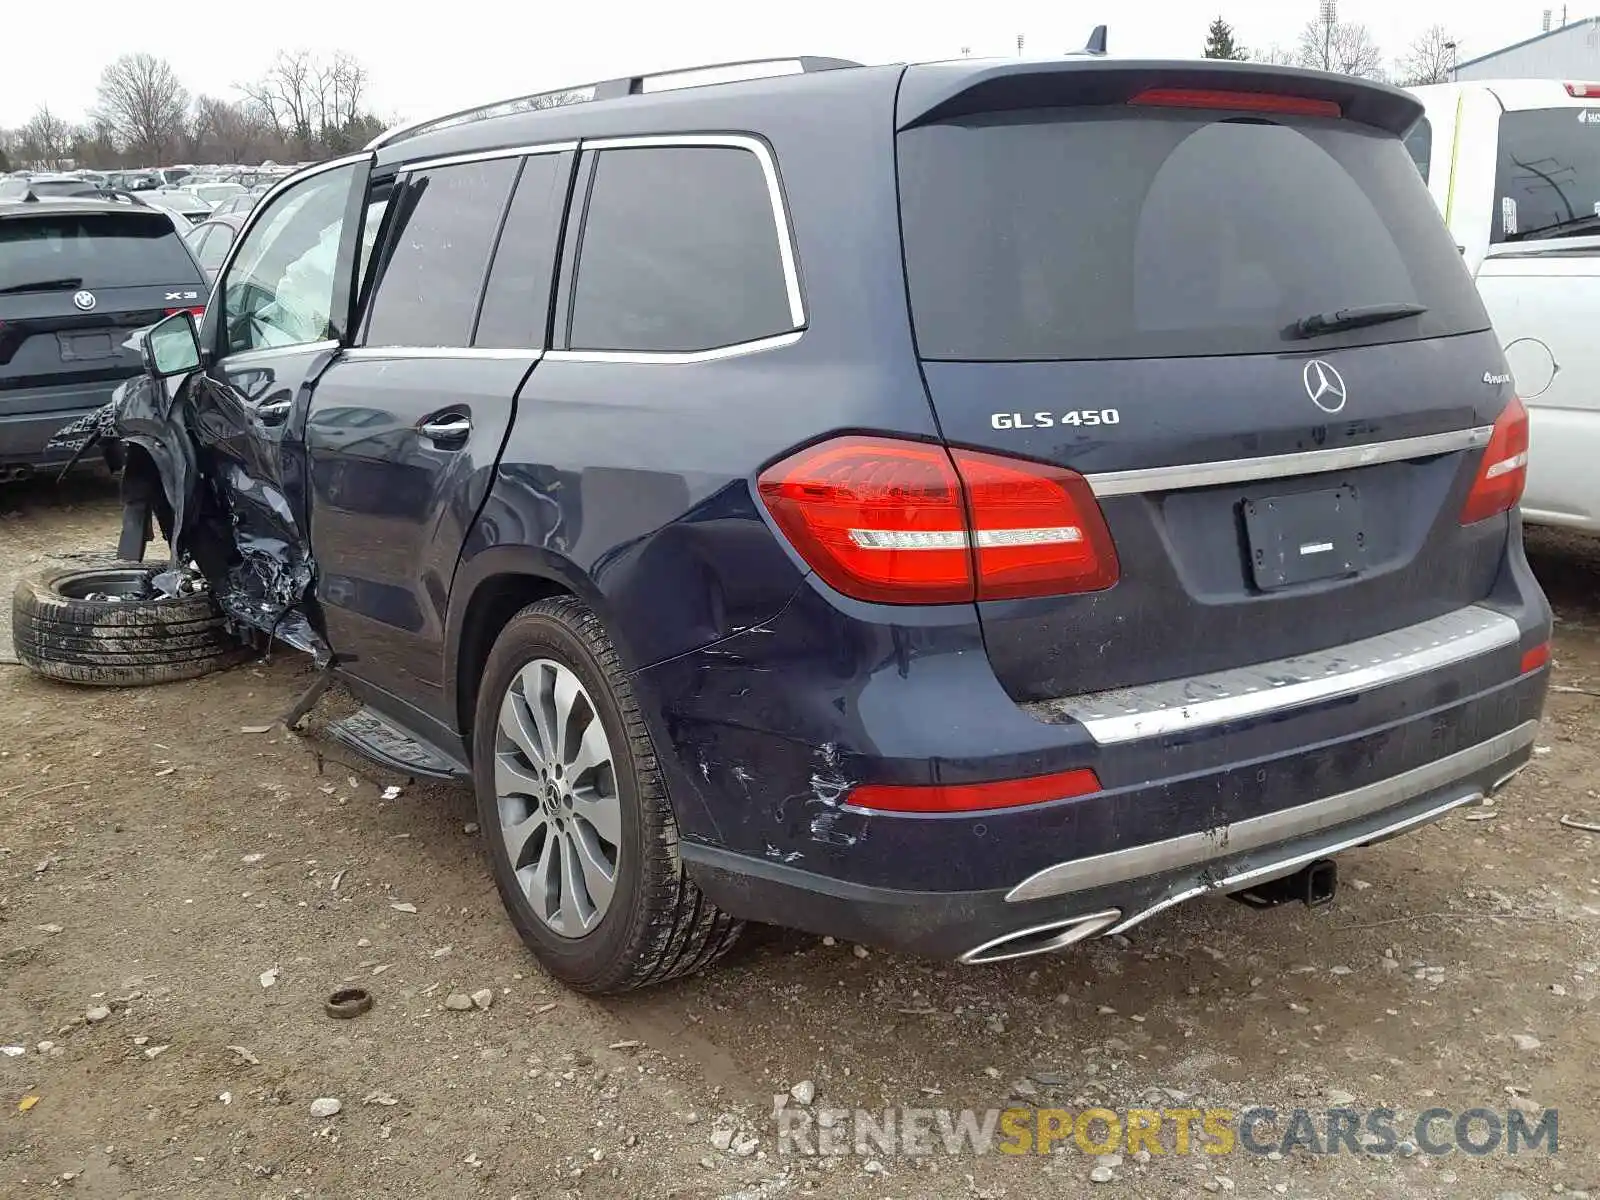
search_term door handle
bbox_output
[420,415,472,444]
[256,399,292,426]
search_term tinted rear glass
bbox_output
[899,108,1489,361]
[1494,107,1600,244]
[0,212,200,289]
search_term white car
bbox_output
[1408,79,1600,534]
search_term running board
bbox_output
[326,708,468,780]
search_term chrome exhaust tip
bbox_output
[959,908,1123,966]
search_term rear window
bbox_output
[899,108,1489,361]
[1494,107,1600,244]
[0,211,200,289]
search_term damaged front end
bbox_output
[46,330,332,666]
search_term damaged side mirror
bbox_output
[142,311,202,379]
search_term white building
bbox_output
[1455,16,1600,80]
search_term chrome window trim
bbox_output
[545,329,803,366]
[395,141,578,174]
[572,133,807,338]
[216,338,340,368]
[1006,719,1539,905]
[1084,426,1493,498]
[341,346,542,362]
[1029,605,1521,746]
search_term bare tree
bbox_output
[1395,25,1457,86]
[1252,44,1300,66]
[190,95,273,163]
[18,104,72,169]
[94,53,190,162]
[1297,19,1384,79]
[239,50,320,150]
[318,52,368,133]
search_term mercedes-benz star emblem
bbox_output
[1303,359,1347,415]
[72,290,97,312]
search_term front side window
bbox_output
[194,223,235,273]
[363,158,518,347]
[1494,107,1600,244]
[220,162,360,356]
[567,144,796,353]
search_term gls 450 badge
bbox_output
[991,408,1121,430]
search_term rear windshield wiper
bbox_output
[1504,213,1600,243]
[1291,302,1428,339]
[0,276,85,295]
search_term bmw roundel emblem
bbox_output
[72,290,97,312]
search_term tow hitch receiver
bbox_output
[1229,858,1338,910]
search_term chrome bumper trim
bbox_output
[1026,605,1520,746]
[1005,719,1539,903]
[1083,426,1492,498]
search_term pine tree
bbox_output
[1204,16,1250,60]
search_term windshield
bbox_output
[0,212,200,288]
[899,107,1490,361]
[1494,107,1600,243]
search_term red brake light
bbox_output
[1565,82,1600,97]
[951,447,1121,600]
[848,767,1102,814]
[164,305,206,319]
[1460,397,1530,525]
[1520,643,1551,674]
[757,436,1120,604]
[757,437,972,604]
[1129,88,1342,119]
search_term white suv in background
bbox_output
[1408,79,1600,534]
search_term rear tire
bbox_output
[11,562,245,686]
[472,596,743,993]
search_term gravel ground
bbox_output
[3,478,1599,1199]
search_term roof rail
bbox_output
[366,55,864,151]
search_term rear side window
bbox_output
[192,224,235,272]
[1494,107,1600,244]
[567,145,796,353]
[899,108,1489,361]
[1404,117,1432,183]
[0,211,201,289]
[363,158,519,347]
[474,153,571,349]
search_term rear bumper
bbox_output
[0,380,123,467]
[684,718,1537,962]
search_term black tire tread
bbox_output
[10,561,244,688]
[477,596,743,993]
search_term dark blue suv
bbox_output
[86,54,1550,992]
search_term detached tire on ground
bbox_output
[11,562,246,686]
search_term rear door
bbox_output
[305,149,572,713]
[187,154,372,658]
[1473,89,1600,531]
[895,66,1511,700]
[0,205,205,421]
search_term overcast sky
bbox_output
[0,0,1570,128]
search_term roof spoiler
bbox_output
[896,59,1424,134]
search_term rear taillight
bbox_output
[848,767,1102,814]
[1460,397,1530,525]
[1565,82,1600,97]
[1520,642,1551,674]
[1129,88,1342,119]
[164,305,206,319]
[756,436,1120,604]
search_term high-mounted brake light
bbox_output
[757,436,1120,604]
[1129,88,1342,119]
[1460,396,1530,525]
[1565,82,1600,97]
[847,767,1103,814]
